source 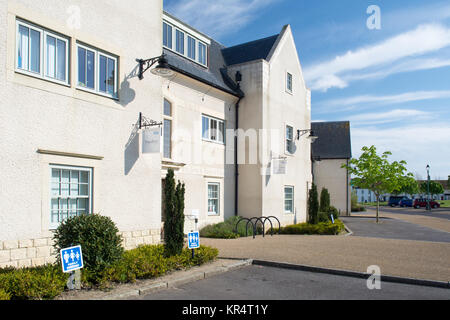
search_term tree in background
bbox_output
[164,169,186,257]
[342,145,412,223]
[420,181,444,197]
[308,183,319,224]
[447,176,450,189]
[392,176,419,197]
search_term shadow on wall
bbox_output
[124,121,140,175]
[116,64,140,108]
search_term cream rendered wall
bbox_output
[161,73,238,231]
[228,26,312,225]
[313,159,351,216]
[0,0,163,243]
[262,26,312,225]
[228,61,264,219]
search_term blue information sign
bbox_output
[60,245,84,273]
[188,231,200,249]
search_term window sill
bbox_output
[202,139,225,146]
[207,213,220,216]
[76,86,119,101]
[15,69,70,88]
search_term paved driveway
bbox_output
[341,216,450,243]
[136,265,450,300]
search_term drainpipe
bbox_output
[234,94,243,216]
[346,158,350,216]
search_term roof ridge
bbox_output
[222,34,279,51]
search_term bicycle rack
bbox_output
[235,216,281,239]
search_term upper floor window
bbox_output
[163,99,173,159]
[176,29,184,55]
[286,125,294,154]
[16,19,69,84]
[162,19,208,67]
[202,115,225,144]
[198,42,207,65]
[163,22,172,49]
[187,36,196,60]
[286,72,293,93]
[77,43,118,98]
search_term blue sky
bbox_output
[164,0,450,179]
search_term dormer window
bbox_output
[163,22,172,50]
[162,14,209,67]
[176,29,184,55]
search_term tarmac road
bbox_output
[137,265,450,300]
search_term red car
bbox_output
[413,199,441,209]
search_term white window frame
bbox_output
[163,22,172,50]
[49,164,93,230]
[202,115,225,144]
[285,125,294,154]
[162,98,173,160]
[76,42,118,99]
[284,186,294,214]
[207,182,220,216]
[286,72,293,94]
[15,19,70,86]
[162,20,208,67]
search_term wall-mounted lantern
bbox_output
[136,54,174,80]
[297,129,318,143]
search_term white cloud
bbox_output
[165,0,278,38]
[304,24,450,91]
[344,57,450,82]
[351,123,450,178]
[321,90,450,109]
[347,109,431,125]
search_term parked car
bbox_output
[413,199,441,209]
[399,198,413,207]
[388,196,407,207]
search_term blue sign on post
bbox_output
[60,245,84,273]
[188,231,200,249]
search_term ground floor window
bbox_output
[50,165,92,228]
[207,183,220,215]
[284,186,294,213]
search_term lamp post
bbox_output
[426,165,431,211]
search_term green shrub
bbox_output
[99,245,218,286]
[0,289,11,300]
[200,216,256,239]
[278,220,345,235]
[0,264,67,300]
[164,169,186,257]
[53,214,124,276]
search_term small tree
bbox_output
[342,145,412,223]
[163,169,186,257]
[420,181,444,198]
[308,184,319,225]
[319,188,331,213]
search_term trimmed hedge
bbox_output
[278,220,345,235]
[0,264,68,300]
[87,244,218,286]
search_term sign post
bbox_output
[188,231,200,259]
[60,245,84,290]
